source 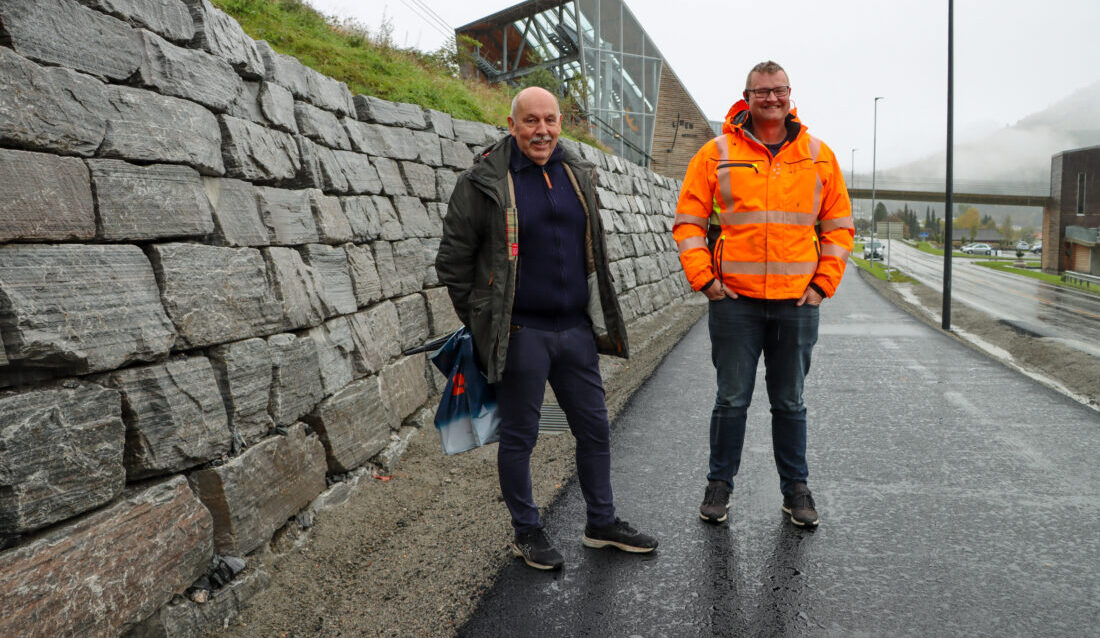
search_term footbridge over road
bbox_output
[847,187,1051,208]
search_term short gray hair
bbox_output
[509,86,561,119]
[745,61,787,90]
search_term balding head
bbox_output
[508,87,562,165]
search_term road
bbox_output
[880,240,1100,357]
[459,271,1100,637]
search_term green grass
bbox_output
[976,261,1098,294]
[211,0,604,147]
[851,246,914,283]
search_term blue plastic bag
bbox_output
[429,327,501,455]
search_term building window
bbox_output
[1077,172,1086,215]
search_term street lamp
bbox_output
[871,97,884,266]
[850,148,858,229]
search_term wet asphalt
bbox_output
[457,271,1100,638]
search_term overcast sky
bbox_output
[309,0,1100,174]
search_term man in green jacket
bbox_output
[436,87,657,571]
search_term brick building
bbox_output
[1043,145,1100,274]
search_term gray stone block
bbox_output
[307,189,354,243]
[295,101,352,150]
[379,354,428,423]
[219,115,301,183]
[393,294,428,352]
[0,149,94,241]
[372,241,399,298]
[124,566,269,638]
[374,195,403,241]
[393,194,435,237]
[0,244,175,377]
[260,81,298,133]
[300,243,358,317]
[267,334,324,426]
[400,162,438,201]
[304,375,394,473]
[344,120,417,160]
[345,312,383,377]
[306,317,355,398]
[424,203,447,238]
[327,149,382,195]
[452,119,501,147]
[0,476,212,638]
[0,381,124,536]
[88,159,215,241]
[423,287,461,337]
[98,357,231,479]
[204,177,269,247]
[208,338,273,450]
[411,130,443,167]
[263,247,325,330]
[101,85,225,175]
[421,236,440,285]
[148,243,282,348]
[294,135,341,192]
[255,40,309,99]
[392,239,427,295]
[440,138,474,169]
[79,0,194,43]
[0,48,108,157]
[0,0,141,81]
[136,29,241,113]
[303,67,355,117]
[425,109,454,139]
[224,79,267,126]
[361,301,401,363]
[341,196,383,241]
[183,0,264,78]
[353,95,425,129]
[188,423,325,556]
[255,186,318,245]
[373,157,406,196]
[344,243,382,308]
[436,168,458,202]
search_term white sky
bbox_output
[308,0,1100,174]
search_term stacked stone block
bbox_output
[0,1,691,635]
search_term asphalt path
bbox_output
[881,240,1100,357]
[459,270,1100,637]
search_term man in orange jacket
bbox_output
[673,61,854,528]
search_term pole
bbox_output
[850,148,858,228]
[942,0,954,329]
[871,97,884,265]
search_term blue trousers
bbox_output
[495,323,616,534]
[707,296,819,496]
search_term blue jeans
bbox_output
[707,296,819,495]
[495,324,616,534]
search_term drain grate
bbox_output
[538,403,569,434]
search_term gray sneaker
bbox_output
[699,480,731,523]
[781,483,820,528]
[582,518,658,553]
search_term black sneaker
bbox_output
[510,528,564,570]
[781,483,820,528]
[699,479,732,524]
[582,518,658,553]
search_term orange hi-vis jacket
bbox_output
[673,101,854,299]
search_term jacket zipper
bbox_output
[717,162,759,173]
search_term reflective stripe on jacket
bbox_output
[673,101,854,299]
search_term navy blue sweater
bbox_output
[508,138,589,331]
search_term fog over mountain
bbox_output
[882,80,1100,189]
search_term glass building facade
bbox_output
[457,0,708,173]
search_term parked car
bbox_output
[961,242,995,255]
[1015,240,1031,251]
[1031,242,1042,254]
[863,240,885,260]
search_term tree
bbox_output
[999,214,1015,242]
[874,202,888,223]
[956,206,981,239]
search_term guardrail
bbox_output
[1062,270,1100,289]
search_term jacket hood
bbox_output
[721,99,802,136]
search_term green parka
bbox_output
[435,136,629,383]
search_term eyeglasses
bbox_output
[745,86,790,98]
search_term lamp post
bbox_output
[871,97,884,266]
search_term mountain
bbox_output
[882,80,1100,189]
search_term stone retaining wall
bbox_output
[0,1,691,635]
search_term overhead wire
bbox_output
[396,0,452,39]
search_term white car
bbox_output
[961,243,995,255]
[1015,241,1030,251]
